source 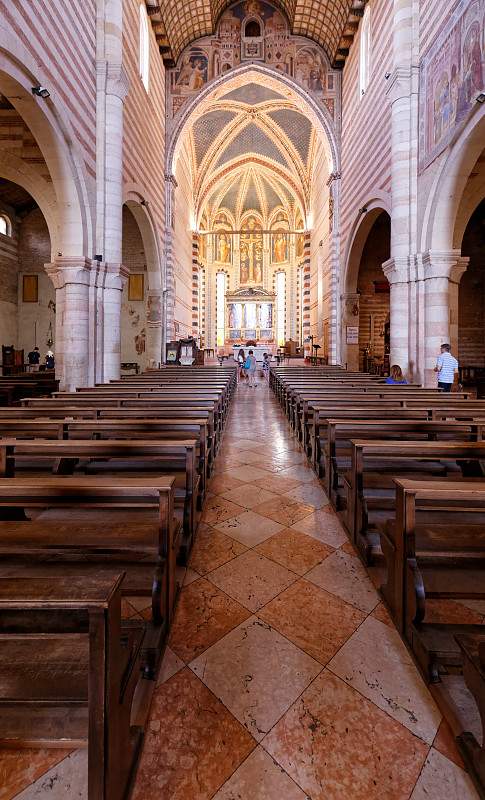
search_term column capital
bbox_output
[92,261,129,290]
[385,64,419,102]
[44,257,93,289]
[422,249,464,280]
[164,173,178,188]
[326,171,341,186]
[382,256,411,285]
[106,63,130,101]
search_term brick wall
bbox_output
[122,0,166,279]
[340,0,392,277]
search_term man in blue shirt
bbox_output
[434,343,458,392]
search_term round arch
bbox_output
[0,152,59,255]
[0,45,92,257]
[421,107,485,253]
[341,203,391,371]
[123,190,163,291]
[342,196,391,295]
[167,63,339,178]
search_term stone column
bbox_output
[382,257,412,376]
[45,258,93,391]
[422,251,467,386]
[96,1,129,382]
[164,174,177,344]
[327,172,341,364]
[384,0,420,374]
[340,292,360,370]
[449,256,469,357]
[101,263,128,381]
[146,287,163,367]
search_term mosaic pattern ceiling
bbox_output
[147,0,364,66]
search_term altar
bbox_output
[225,287,276,350]
[232,344,276,363]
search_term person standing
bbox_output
[262,352,270,382]
[45,350,55,370]
[237,348,245,383]
[434,343,458,392]
[246,349,257,387]
[27,346,40,372]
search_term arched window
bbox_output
[216,271,226,347]
[0,214,11,236]
[245,19,261,38]
[139,4,150,92]
[276,271,286,346]
[359,4,371,97]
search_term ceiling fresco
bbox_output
[146,0,366,68]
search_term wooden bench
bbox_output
[323,419,485,507]
[0,417,210,506]
[0,439,198,555]
[345,440,485,563]
[455,632,485,795]
[377,479,485,636]
[0,476,178,630]
[0,573,144,799]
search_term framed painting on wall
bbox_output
[22,275,38,303]
[128,273,145,301]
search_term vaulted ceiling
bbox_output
[145,0,366,67]
[186,80,321,228]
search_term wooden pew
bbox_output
[0,573,145,800]
[378,479,485,634]
[455,633,485,795]
[346,440,485,563]
[0,439,198,556]
[0,476,178,629]
[323,419,485,506]
[0,417,210,506]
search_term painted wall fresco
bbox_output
[419,0,484,171]
[169,0,339,122]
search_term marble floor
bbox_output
[1,380,481,799]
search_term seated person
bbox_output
[385,364,407,385]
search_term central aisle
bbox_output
[132,381,478,800]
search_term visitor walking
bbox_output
[246,350,257,387]
[434,343,458,392]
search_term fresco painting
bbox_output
[419,0,484,171]
[169,0,339,121]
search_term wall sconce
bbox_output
[31,86,50,99]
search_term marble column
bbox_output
[146,287,163,367]
[45,258,92,391]
[384,0,420,375]
[164,174,177,344]
[422,251,467,386]
[96,1,129,382]
[382,257,411,376]
[340,292,360,371]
